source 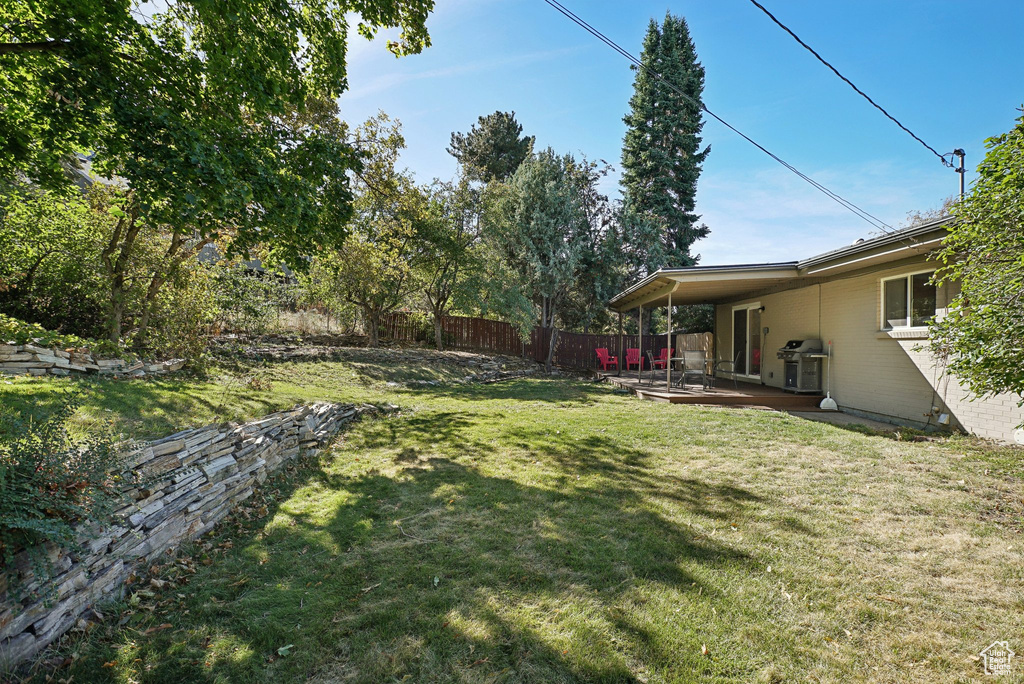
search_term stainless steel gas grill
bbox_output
[777,339,825,393]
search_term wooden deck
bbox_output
[601,371,825,409]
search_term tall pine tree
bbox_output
[621,13,709,268]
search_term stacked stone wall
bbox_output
[0,402,388,664]
[0,343,185,378]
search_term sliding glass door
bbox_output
[732,304,762,380]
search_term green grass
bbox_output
[7,358,1024,683]
[0,352,489,441]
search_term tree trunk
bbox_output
[365,309,380,347]
[100,200,142,344]
[432,308,445,351]
[545,326,559,373]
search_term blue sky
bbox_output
[340,0,1024,265]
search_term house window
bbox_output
[882,272,936,329]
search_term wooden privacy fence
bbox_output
[545,329,714,371]
[378,311,714,370]
[379,312,526,355]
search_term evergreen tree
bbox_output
[621,13,709,268]
[448,111,535,183]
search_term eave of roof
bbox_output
[611,261,799,304]
[608,216,953,312]
[796,216,951,270]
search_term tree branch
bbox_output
[0,39,68,55]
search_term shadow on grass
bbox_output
[401,375,616,405]
[0,373,291,441]
[33,406,775,683]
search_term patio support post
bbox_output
[666,291,672,390]
[617,312,623,377]
[638,305,643,380]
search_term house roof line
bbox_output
[608,216,953,308]
[610,262,799,304]
[796,215,951,269]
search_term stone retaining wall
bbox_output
[0,401,388,665]
[0,343,185,378]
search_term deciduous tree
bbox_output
[315,114,428,347]
[930,113,1024,408]
[0,1,433,264]
[418,179,482,349]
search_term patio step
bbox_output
[634,389,824,409]
[603,373,824,410]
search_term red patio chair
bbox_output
[595,347,618,371]
[625,348,642,371]
[651,348,670,370]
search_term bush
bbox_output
[0,184,218,361]
[212,266,290,337]
[142,262,217,361]
[0,187,112,338]
[0,395,131,599]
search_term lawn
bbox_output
[0,350,500,441]
[6,356,1024,683]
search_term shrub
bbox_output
[0,395,131,599]
[212,266,289,337]
[142,262,217,361]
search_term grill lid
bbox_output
[778,339,823,354]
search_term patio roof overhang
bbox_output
[608,218,952,313]
[608,263,800,312]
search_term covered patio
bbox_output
[605,262,804,395]
[602,371,824,409]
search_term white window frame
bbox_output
[880,269,936,331]
[731,302,762,379]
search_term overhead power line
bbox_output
[541,0,894,233]
[746,0,955,169]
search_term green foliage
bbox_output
[145,263,217,360]
[0,394,130,600]
[417,179,485,348]
[0,185,113,336]
[483,149,591,367]
[621,13,709,268]
[448,111,535,183]
[672,304,714,334]
[0,313,123,357]
[0,184,216,358]
[313,114,429,346]
[1,1,435,262]
[212,267,289,338]
[931,113,1024,406]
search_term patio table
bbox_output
[668,357,688,389]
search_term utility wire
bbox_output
[541,0,893,233]
[747,0,955,169]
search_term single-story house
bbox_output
[608,217,1024,444]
